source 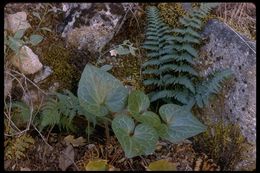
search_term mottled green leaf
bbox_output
[158,104,206,143]
[128,90,150,114]
[112,114,158,158]
[133,111,161,129]
[77,64,128,117]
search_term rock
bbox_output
[200,19,256,170]
[11,46,43,75]
[4,70,13,99]
[4,11,31,33]
[59,3,139,53]
[33,66,53,83]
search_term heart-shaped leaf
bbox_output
[112,114,158,158]
[158,104,206,143]
[78,64,128,117]
[128,90,150,114]
[132,111,161,129]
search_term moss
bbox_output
[111,55,144,90]
[157,3,186,28]
[40,41,79,91]
[193,121,246,171]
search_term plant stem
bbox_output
[104,120,110,145]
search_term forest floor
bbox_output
[4,3,255,171]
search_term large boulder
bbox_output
[199,19,256,170]
[59,3,139,54]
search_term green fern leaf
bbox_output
[181,44,198,57]
[195,69,233,108]
[143,79,163,86]
[164,76,195,93]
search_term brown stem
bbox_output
[104,120,110,145]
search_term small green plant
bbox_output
[4,29,43,55]
[38,64,206,158]
[78,64,206,158]
[5,133,35,160]
[142,4,232,108]
[39,90,90,133]
[112,40,138,56]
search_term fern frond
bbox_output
[143,69,161,75]
[195,69,233,108]
[180,44,198,57]
[143,78,163,86]
[40,98,61,131]
[11,101,31,125]
[143,5,222,107]
[160,64,198,76]
[142,59,162,67]
[163,76,195,93]
[150,89,190,104]
[175,53,195,64]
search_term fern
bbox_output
[195,69,233,108]
[39,90,82,132]
[5,134,35,160]
[10,101,31,127]
[40,97,61,131]
[142,4,231,108]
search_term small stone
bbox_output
[33,66,53,83]
[10,46,43,75]
[5,11,31,33]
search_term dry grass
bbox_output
[213,3,256,40]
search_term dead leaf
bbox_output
[59,144,75,171]
[20,167,31,171]
[147,159,177,171]
[85,160,109,171]
[64,135,86,147]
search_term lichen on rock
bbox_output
[196,19,256,171]
[60,3,139,54]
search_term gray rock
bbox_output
[4,11,31,33]
[33,66,53,83]
[10,46,43,75]
[59,3,139,54]
[199,19,256,170]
